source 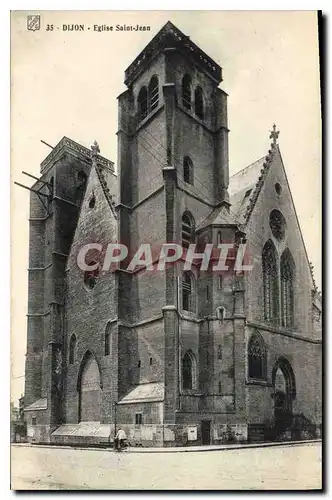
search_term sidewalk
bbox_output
[12,439,321,454]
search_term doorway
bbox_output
[272,358,296,436]
[201,420,211,445]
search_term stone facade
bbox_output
[24,21,322,446]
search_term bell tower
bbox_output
[116,22,232,425]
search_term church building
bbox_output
[23,21,322,446]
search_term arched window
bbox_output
[216,306,226,322]
[248,332,266,380]
[137,86,148,122]
[84,261,99,290]
[262,240,279,324]
[182,350,197,390]
[182,74,192,110]
[182,271,195,313]
[183,156,194,184]
[182,211,195,249]
[280,249,295,328]
[148,75,159,112]
[194,86,204,120]
[69,334,76,364]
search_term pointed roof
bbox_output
[124,21,222,86]
[88,140,117,217]
[196,204,238,232]
[229,135,319,295]
[95,163,117,218]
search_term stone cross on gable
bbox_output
[270,124,280,147]
[91,140,100,159]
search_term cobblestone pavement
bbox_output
[11,442,322,490]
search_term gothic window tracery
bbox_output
[262,240,279,324]
[280,249,295,328]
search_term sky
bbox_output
[11,10,321,404]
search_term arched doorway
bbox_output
[272,357,296,435]
[78,352,101,422]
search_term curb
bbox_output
[12,439,321,454]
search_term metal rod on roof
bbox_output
[40,140,54,149]
[14,182,50,197]
[22,171,50,186]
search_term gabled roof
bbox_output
[196,204,238,232]
[95,163,117,218]
[229,142,319,294]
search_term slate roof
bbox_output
[229,146,278,224]
[229,156,266,223]
[24,398,47,411]
[118,382,164,404]
[196,204,238,231]
[52,422,110,438]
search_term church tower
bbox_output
[115,21,242,444]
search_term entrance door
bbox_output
[273,361,296,436]
[201,420,211,445]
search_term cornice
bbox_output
[40,136,114,174]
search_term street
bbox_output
[11,442,322,490]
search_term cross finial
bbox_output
[91,140,100,158]
[269,124,280,147]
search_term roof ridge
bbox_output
[243,147,276,222]
[230,155,266,180]
[95,164,117,218]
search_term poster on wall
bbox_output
[187,426,197,441]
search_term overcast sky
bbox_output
[11,11,321,403]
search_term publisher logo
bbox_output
[27,15,40,32]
